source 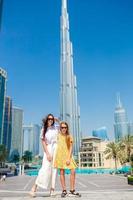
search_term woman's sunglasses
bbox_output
[48,118,54,121]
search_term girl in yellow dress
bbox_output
[54,121,81,198]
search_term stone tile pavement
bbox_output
[0,174,133,200]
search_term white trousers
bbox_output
[35,143,57,189]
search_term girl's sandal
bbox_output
[69,190,81,197]
[61,190,67,198]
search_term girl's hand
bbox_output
[66,160,70,166]
[46,153,52,162]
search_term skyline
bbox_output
[0,0,133,139]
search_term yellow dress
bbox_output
[54,133,77,169]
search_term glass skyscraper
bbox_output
[11,107,23,157]
[0,67,7,144]
[128,122,133,136]
[23,124,40,156]
[92,127,109,141]
[114,94,128,141]
[3,96,12,154]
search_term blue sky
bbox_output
[0,0,133,139]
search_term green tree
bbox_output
[130,154,133,175]
[0,144,8,167]
[22,151,32,163]
[120,135,133,162]
[117,149,127,165]
[104,142,120,172]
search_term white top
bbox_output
[40,125,58,145]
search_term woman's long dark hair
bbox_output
[42,114,55,139]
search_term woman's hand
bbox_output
[66,159,70,166]
[54,117,60,123]
[46,153,52,162]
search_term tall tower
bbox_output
[3,96,12,155]
[114,94,128,141]
[0,67,7,144]
[11,107,23,157]
[60,0,81,157]
[23,124,40,156]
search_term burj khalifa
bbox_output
[60,0,81,157]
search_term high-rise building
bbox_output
[39,134,43,157]
[79,137,121,169]
[0,0,3,30]
[92,127,109,141]
[23,124,40,156]
[3,96,12,154]
[60,0,81,157]
[11,107,23,157]
[128,122,133,136]
[0,67,7,144]
[114,94,128,141]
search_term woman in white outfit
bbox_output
[29,114,59,197]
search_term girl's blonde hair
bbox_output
[60,121,71,149]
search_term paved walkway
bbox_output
[0,174,133,200]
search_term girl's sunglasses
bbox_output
[61,126,67,129]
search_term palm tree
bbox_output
[117,149,127,165]
[120,135,133,163]
[0,144,8,167]
[130,154,133,175]
[104,142,120,172]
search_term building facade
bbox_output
[60,0,81,157]
[114,94,128,142]
[0,67,7,144]
[128,122,133,136]
[11,107,23,157]
[3,96,12,154]
[79,137,117,169]
[23,124,40,156]
[92,127,109,141]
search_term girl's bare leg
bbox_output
[60,169,66,191]
[70,169,75,191]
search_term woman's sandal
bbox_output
[29,190,36,198]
